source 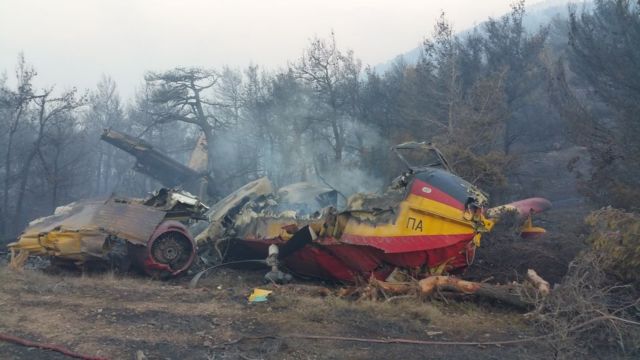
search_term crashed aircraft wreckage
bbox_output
[194,142,551,283]
[8,134,551,285]
[101,129,214,199]
[8,189,208,278]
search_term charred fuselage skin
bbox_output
[8,189,205,278]
[198,168,495,282]
[9,137,550,282]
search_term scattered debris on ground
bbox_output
[0,266,547,359]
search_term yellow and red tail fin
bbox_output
[486,197,551,239]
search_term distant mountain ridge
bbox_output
[374,0,589,74]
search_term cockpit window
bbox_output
[392,142,452,172]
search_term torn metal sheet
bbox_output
[194,143,550,283]
[8,188,203,278]
[101,129,213,198]
[144,188,209,221]
[194,177,274,244]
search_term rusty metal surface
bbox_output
[22,201,104,235]
[21,199,167,245]
[91,201,167,244]
[78,231,110,258]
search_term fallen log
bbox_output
[361,270,550,309]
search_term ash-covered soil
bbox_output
[0,202,592,360]
[0,264,549,360]
[466,203,592,285]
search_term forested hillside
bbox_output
[1,2,640,359]
[0,0,638,240]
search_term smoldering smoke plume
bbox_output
[210,113,388,202]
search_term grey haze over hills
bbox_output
[0,0,592,100]
[374,0,589,74]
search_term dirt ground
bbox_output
[467,204,592,285]
[0,204,595,360]
[0,261,555,360]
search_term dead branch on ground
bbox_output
[530,253,640,358]
[338,269,551,310]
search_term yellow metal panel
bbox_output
[342,199,475,238]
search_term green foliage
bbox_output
[562,0,640,210]
[585,207,640,284]
[385,4,549,196]
[533,252,640,358]
[440,147,511,191]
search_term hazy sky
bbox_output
[0,0,554,100]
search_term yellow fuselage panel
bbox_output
[10,230,96,260]
[227,194,487,244]
[342,195,475,238]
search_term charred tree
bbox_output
[294,32,362,163]
[144,67,227,183]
